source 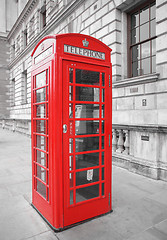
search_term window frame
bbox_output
[127,0,156,78]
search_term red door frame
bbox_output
[62,59,112,227]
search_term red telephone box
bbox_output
[31,33,112,230]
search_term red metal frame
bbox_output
[31,33,112,230]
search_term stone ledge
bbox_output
[113,73,160,88]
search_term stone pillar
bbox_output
[116,129,124,153]
[123,130,129,154]
[112,129,117,152]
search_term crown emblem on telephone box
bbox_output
[82,38,89,47]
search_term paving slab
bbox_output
[1,128,167,240]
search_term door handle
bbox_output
[63,124,67,133]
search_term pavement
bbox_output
[1,128,167,240]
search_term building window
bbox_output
[22,70,28,104]
[23,28,28,47]
[41,4,46,29]
[129,1,156,77]
[11,78,15,106]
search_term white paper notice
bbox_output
[87,169,93,181]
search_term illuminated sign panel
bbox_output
[64,44,105,60]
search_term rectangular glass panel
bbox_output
[69,138,73,153]
[140,6,149,25]
[102,136,104,149]
[76,168,99,186]
[131,27,139,44]
[76,152,99,169]
[132,45,140,62]
[102,105,105,118]
[70,190,73,205]
[69,86,73,101]
[102,73,105,86]
[102,167,104,180]
[37,165,46,182]
[141,41,150,59]
[75,136,99,152]
[76,69,100,86]
[36,135,46,150]
[69,68,73,83]
[69,103,73,118]
[151,2,156,20]
[102,121,104,134]
[132,61,140,77]
[36,71,46,88]
[151,19,156,38]
[102,89,105,102]
[37,179,46,198]
[152,39,156,56]
[36,150,46,166]
[75,121,99,135]
[36,120,47,134]
[102,183,104,196]
[131,12,139,29]
[75,104,99,118]
[75,86,100,102]
[102,152,104,165]
[141,57,150,75]
[36,104,46,118]
[36,88,46,103]
[152,56,156,73]
[76,184,99,203]
[140,22,149,42]
[69,172,74,188]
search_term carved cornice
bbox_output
[8,0,38,40]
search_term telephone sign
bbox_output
[31,33,112,231]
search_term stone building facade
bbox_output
[1,0,167,181]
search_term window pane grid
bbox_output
[130,1,156,77]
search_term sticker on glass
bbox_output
[87,169,93,181]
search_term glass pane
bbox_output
[132,61,140,77]
[36,120,47,134]
[70,190,73,205]
[102,183,104,196]
[75,121,99,135]
[140,22,149,42]
[69,68,73,83]
[141,57,150,75]
[102,73,105,86]
[36,71,46,88]
[69,138,73,153]
[36,88,46,103]
[76,152,99,169]
[151,2,156,20]
[69,86,73,101]
[36,150,46,166]
[76,86,100,102]
[76,184,99,203]
[36,135,46,150]
[36,104,46,118]
[76,168,99,186]
[140,6,149,25]
[75,104,99,118]
[102,105,105,118]
[102,89,105,102]
[141,41,150,59]
[132,45,140,62]
[151,19,156,38]
[69,155,73,171]
[102,121,104,134]
[69,103,73,118]
[102,167,104,180]
[102,152,104,165]
[37,179,46,198]
[76,69,100,85]
[102,136,104,149]
[75,137,99,152]
[131,12,139,29]
[152,39,156,56]
[69,172,74,188]
[152,56,156,73]
[37,165,46,182]
[131,27,139,44]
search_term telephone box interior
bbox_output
[31,33,112,230]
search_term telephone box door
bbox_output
[63,60,112,227]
